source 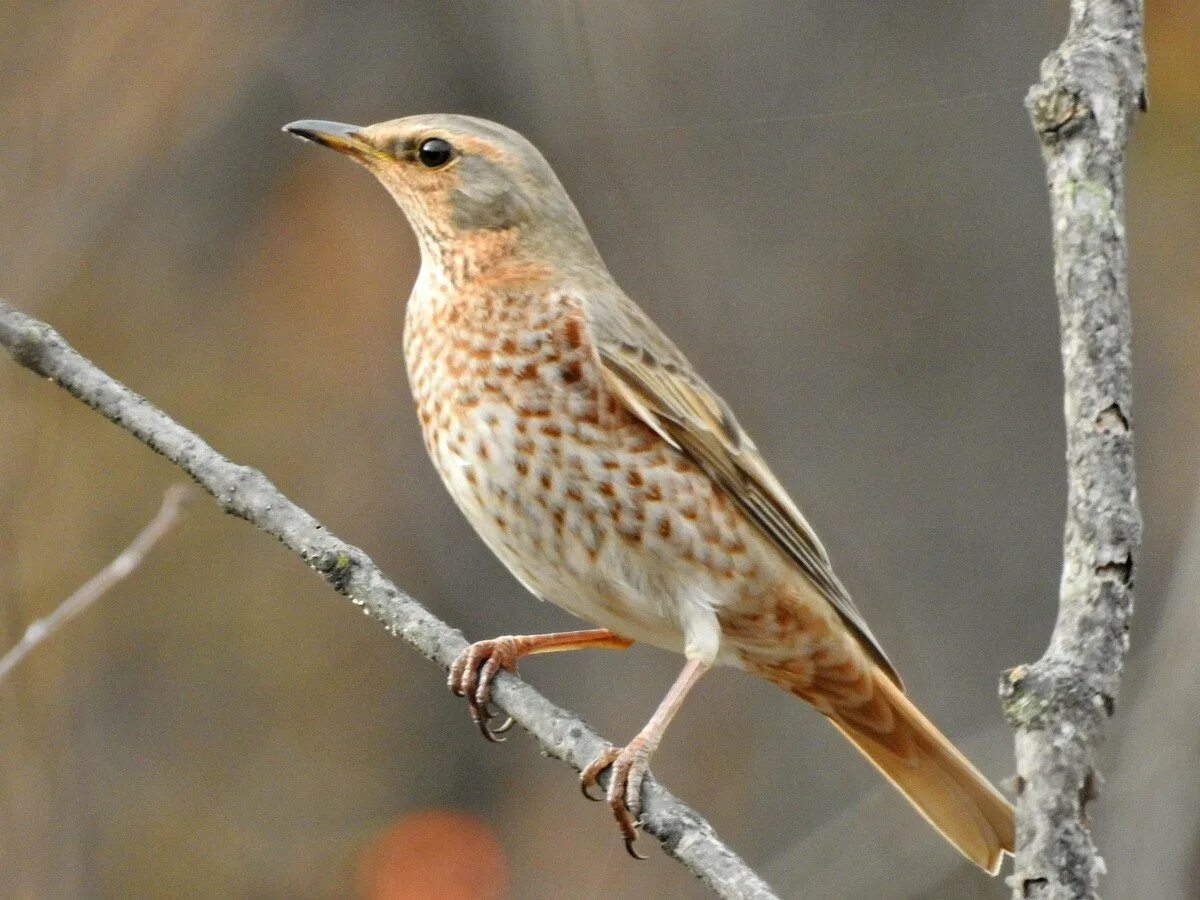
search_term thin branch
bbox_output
[0,483,193,685]
[1000,2,1145,898]
[0,300,779,900]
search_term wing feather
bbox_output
[588,301,902,687]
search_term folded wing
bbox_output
[583,292,902,687]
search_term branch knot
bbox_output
[8,321,51,372]
[1028,86,1090,142]
[1001,663,1112,731]
[310,547,358,592]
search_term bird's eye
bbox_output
[417,137,454,168]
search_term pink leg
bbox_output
[579,657,711,858]
[449,629,633,741]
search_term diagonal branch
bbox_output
[0,483,193,686]
[1000,2,1145,898]
[0,299,779,900]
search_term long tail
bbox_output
[810,667,1015,873]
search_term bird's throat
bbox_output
[417,227,543,291]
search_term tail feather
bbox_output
[819,669,1015,874]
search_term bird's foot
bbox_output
[448,637,520,742]
[580,738,653,859]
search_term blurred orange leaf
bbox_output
[357,810,507,900]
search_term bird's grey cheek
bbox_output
[448,183,528,230]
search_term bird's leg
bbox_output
[580,656,711,858]
[449,629,633,741]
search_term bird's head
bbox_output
[284,114,599,276]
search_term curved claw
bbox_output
[580,746,621,801]
[448,638,519,742]
[625,835,647,861]
[472,705,509,743]
[580,742,652,859]
[466,675,509,743]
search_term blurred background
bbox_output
[1,2,1196,897]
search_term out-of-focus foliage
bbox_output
[1,2,1196,897]
[357,810,506,900]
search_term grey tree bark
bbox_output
[999,2,1145,898]
[0,300,779,900]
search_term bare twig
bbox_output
[0,483,193,685]
[0,300,779,900]
[1000,2,1146,898]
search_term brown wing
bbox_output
[585,295,902,687]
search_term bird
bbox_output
[283,113,1015,872]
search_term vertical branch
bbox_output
[1000,2,1145,898]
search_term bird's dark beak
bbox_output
[283,119,381,161]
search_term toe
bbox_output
[460,645,485,705]
[624,758,648,816]
[582,744,651,859]
[448,648,470,696]
[580,746,620,801]
[606,753,645,857]
[475,652,503,711]
[447,638,521,742]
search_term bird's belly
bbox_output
[425,386,778,662]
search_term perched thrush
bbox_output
[284,115,1015,872]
